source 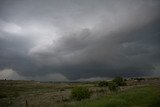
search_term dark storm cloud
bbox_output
[56,20,160,79]
[0,0,160,81]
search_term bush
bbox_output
[13,91,19,97]
[113,77,126,86]
[71,86,91,101]
[98,81,108,87]
[0,93,7,98]
[134,77,145,82]
[108,82,118,92]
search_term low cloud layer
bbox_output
[0,0,160,81]
[0,69,68,81]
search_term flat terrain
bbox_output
[63,86,160,107]
[0,78,160,107]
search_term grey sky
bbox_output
[0,0,160,81]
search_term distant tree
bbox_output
[136,78,145,82]
[113,77,126,86]
[98,81,108,87]
[108,82,118,92]
[71,86,90,101]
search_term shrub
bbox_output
[135,78,145,82]
[60,88,65,91]
[98,81,108,87]
[13,91,19,97]
[108,82,118,92]
[113,77,126,86]
[71,86,91,101]
[0,93,7,98]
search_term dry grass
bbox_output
[0,77,159,107]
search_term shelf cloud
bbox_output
[0,0,160,81]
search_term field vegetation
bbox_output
[0,77,159,107]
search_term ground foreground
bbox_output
[0,78,160,107]
[63,86,160,107]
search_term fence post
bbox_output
[25,100,28,107]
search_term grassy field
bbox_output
[63,86,160,107]
[0,78,159,107]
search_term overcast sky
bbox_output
[0,0,160,81]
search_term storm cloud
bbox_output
[0,0,160,81]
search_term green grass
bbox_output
[63,86,160,107]
[0,79,160,107]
